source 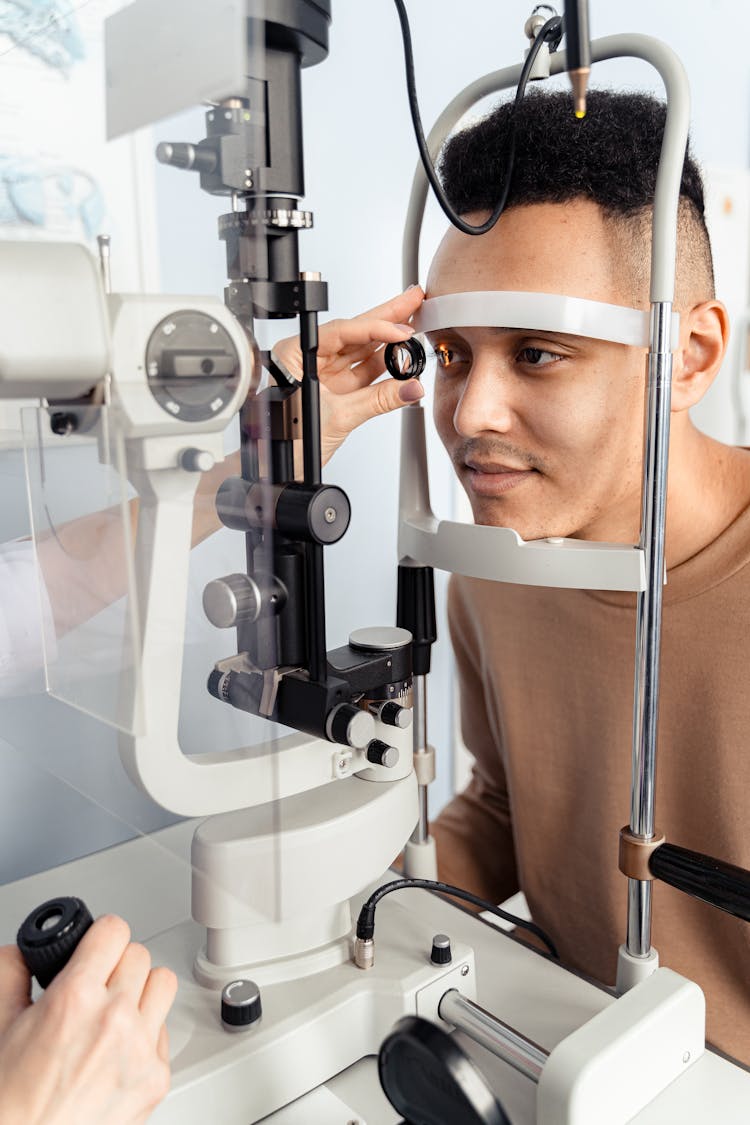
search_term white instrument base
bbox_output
[3,821,749,1124]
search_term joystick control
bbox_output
[17,896,94,988]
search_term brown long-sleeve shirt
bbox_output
[432,500,750,1064]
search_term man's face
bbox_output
[428,200,649,543]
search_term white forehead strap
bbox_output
[413,291,680,348]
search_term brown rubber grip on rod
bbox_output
[619,826,667,881]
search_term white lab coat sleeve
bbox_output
[0,538,56,681]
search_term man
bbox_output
[276,89,750,1063]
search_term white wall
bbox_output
[1,1,749,880]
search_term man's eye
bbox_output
[434,345,467,369]
[517,347,563,367]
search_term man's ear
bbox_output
[671,300,730,412]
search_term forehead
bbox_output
[426,199,631,305]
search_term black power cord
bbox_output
[356,877,559,958]
[393,2,563,237]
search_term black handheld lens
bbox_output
[384,337,426,381]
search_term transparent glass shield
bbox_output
[1,372,298,994]
[21,402,143,735]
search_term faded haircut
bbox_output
[437,89,715,306]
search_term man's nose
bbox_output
[453,360,516,438]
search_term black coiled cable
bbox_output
[393,1,563,237]
[357,876,559,958]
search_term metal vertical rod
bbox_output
[410,673,429,844]
[626,301,673,957]
[300,311,322,487]
[299,310,327,682]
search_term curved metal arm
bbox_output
[399,35,691,969]
[401,34,690,299]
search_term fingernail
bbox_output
[405,283,419,290]
[393,323,414,335]
[399,380,424,403]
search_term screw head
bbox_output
[460,964,470,977]
[324,507,337,523]
[683,1050,691,1063]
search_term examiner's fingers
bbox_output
[107,941,152,1001]
[321,378,424,465]
[0,945,32,1034]
[316,317,415,361]
[58,914,131,986]
[139,966,178,1041]
[337,346,389,390]
[351,286,424,326]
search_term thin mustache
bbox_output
[453,440,547,473]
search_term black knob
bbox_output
[366,739,400,769]
[430,933,452,965]
[17,897,94,988]
[221,979,262,1031]
[377,701,412,729]
[326,702,375,749]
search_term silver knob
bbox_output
[203,574,261,628]
[349,626,412,652]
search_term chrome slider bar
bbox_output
[438,989,548,1083]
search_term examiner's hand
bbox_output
[273,286,426,465]
[0,914,177,1125]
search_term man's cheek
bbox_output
[432,390,456,448]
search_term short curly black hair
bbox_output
[438,89,714,303]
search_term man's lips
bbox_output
[462,459,538,496]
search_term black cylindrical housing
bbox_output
[397,564,437,676]
[271,547,307,667]
[216,477,350,545]
[649,843,750,923]
[564,0,591,70]
[276,483,350,544]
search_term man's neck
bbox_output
[664,423,750,569]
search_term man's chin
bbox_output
[468,502,568,542]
